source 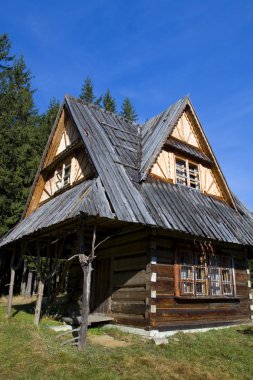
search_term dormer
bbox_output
[149,107,226,201]
[25,107,95,216]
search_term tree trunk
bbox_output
[25,270,33,298]
[20,259,27,296]
[6,252,16,318]
[78,264,89,350]
[34,280,44,326]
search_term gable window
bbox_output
[177,249,235,297]
[176,158,200,190]
[55,161,71,191]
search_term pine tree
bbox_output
[121,97,138,122]
[0,38,39,236]
[79,77,95,103]
[103,89,116,112]
[0,33,13,72]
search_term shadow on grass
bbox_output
[237,326,253,335]
[11,294,68,320]
[11,301,36,317]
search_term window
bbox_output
[176,158,200,190]
[177,249,235,297]
[55,162,71,191]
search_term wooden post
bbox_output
[20,259,27,296]
[34,279,45,326]
[78,213,88,350]
[6,248,16,318]
[25,270,33,298]
[78,221,96,350]
[34,237,44,327]
[78,262,89,350]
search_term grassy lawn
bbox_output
[0,297,253,380]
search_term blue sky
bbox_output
[1,0,253,209]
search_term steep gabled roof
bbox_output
[140,96,236,208]
[64,96,155,225]
[0,178,114,246]
[1,95,253,248]
[140,96,188,179]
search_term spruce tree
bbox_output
[103,89,116,112]
[0,38,39,236]
[0,33,13,72]
[121,97,138,122]
[79,77,95,103]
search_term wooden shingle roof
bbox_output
[1,95,253,247]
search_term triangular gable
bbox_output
[24,104,95,217]
[171,111,200,148]
[144,98,236,208]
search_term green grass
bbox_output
[1,297,253,380]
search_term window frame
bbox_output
[175,156,200,190]
[55,160,72,192]
[175,248,236,299]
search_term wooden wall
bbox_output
[93,228,150,327]
[147,231,251,330]
[66,227,252,330]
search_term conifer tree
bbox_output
[103,89,116,112]
[79,77,95,103]
[0,36,39,236]
[121,97,138,122]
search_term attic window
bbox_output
[55,161,71,191]
[176,158,200,190]
[177,249,235,297]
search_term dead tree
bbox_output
[67,215,111,350]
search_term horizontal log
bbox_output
[151,264,174,278]
[113,270,146,287]
[114,254,147,271]
[113,313,147,327]
[112,290,147,301]
[111,302,146,315]
[150,318,250,329]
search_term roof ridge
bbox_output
[65,94,140,129]
[141,95,190,129]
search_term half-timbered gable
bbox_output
[1,95,253,333]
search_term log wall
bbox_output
[147,232,251,330]
[66,227,252,330]
[94,228,150,327]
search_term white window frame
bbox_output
[178,249,235,298]
[175,156,200,190]
[55,161,71,192]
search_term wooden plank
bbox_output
[113,270,146,288]
[111,302,146,315]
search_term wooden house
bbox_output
[1,95,253,332]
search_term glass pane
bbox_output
[176,159,187,186]
[181,281,194,294]
[181,265,194,280]
[188,163,200,189]
[210,268,219,281]
[196,281,208,295]
[223,283,232,295]
[196,266,205,280]
[210,281,221,295]
[222,269,232,283]
[63,164,71,186]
